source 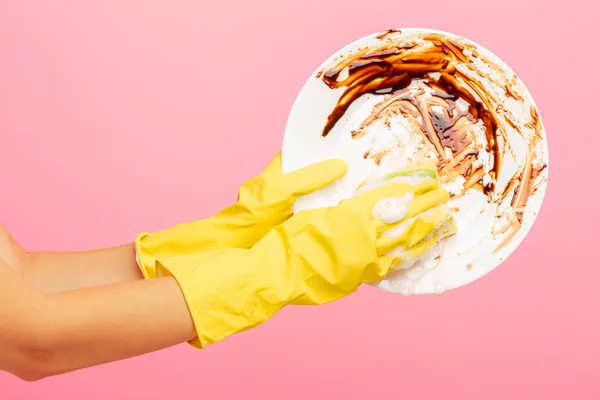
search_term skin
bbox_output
[25,244,144,294]
[0,153,349,381]
[0,224,196,381]
[0,176,444,380]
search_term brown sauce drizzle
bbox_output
[376,29,402,40]
[493,109,546,253]
[319,34,502,196]
[316,33,547,251]
[504,73,524,101]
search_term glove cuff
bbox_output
[155,249,287,348]
[134,232,156,279]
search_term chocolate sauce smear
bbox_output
[316,32,547,251]
[376,29,403,40]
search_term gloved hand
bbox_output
[135,153,347,279]
[155,173,452,348]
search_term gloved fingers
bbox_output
[404,188,450,220]
[281,158,348,198]
[375,206,453,254]
[403,234,439,259]
[356,179,441,212]
[371,188,450,234]
[371,194,415,226]
[376,223,434,255]
[242,156,347,207]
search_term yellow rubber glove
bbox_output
[155,177,452,348]
[135,153,347,279]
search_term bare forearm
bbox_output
[24,244,143,293]
[30,277,196,379]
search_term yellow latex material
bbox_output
[135,153,347,279]
[155,177,452,348]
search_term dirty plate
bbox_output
[281,28,549,295]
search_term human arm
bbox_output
[136,153,347,279]
[149,173,455,348]
[6,153,346,293]
[0,259,195,381]
[0,222,143,293]
[24,244,143,294]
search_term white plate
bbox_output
[281,28,549,295]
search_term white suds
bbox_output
[372,193,414,224]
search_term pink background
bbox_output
[0,1,597,399]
